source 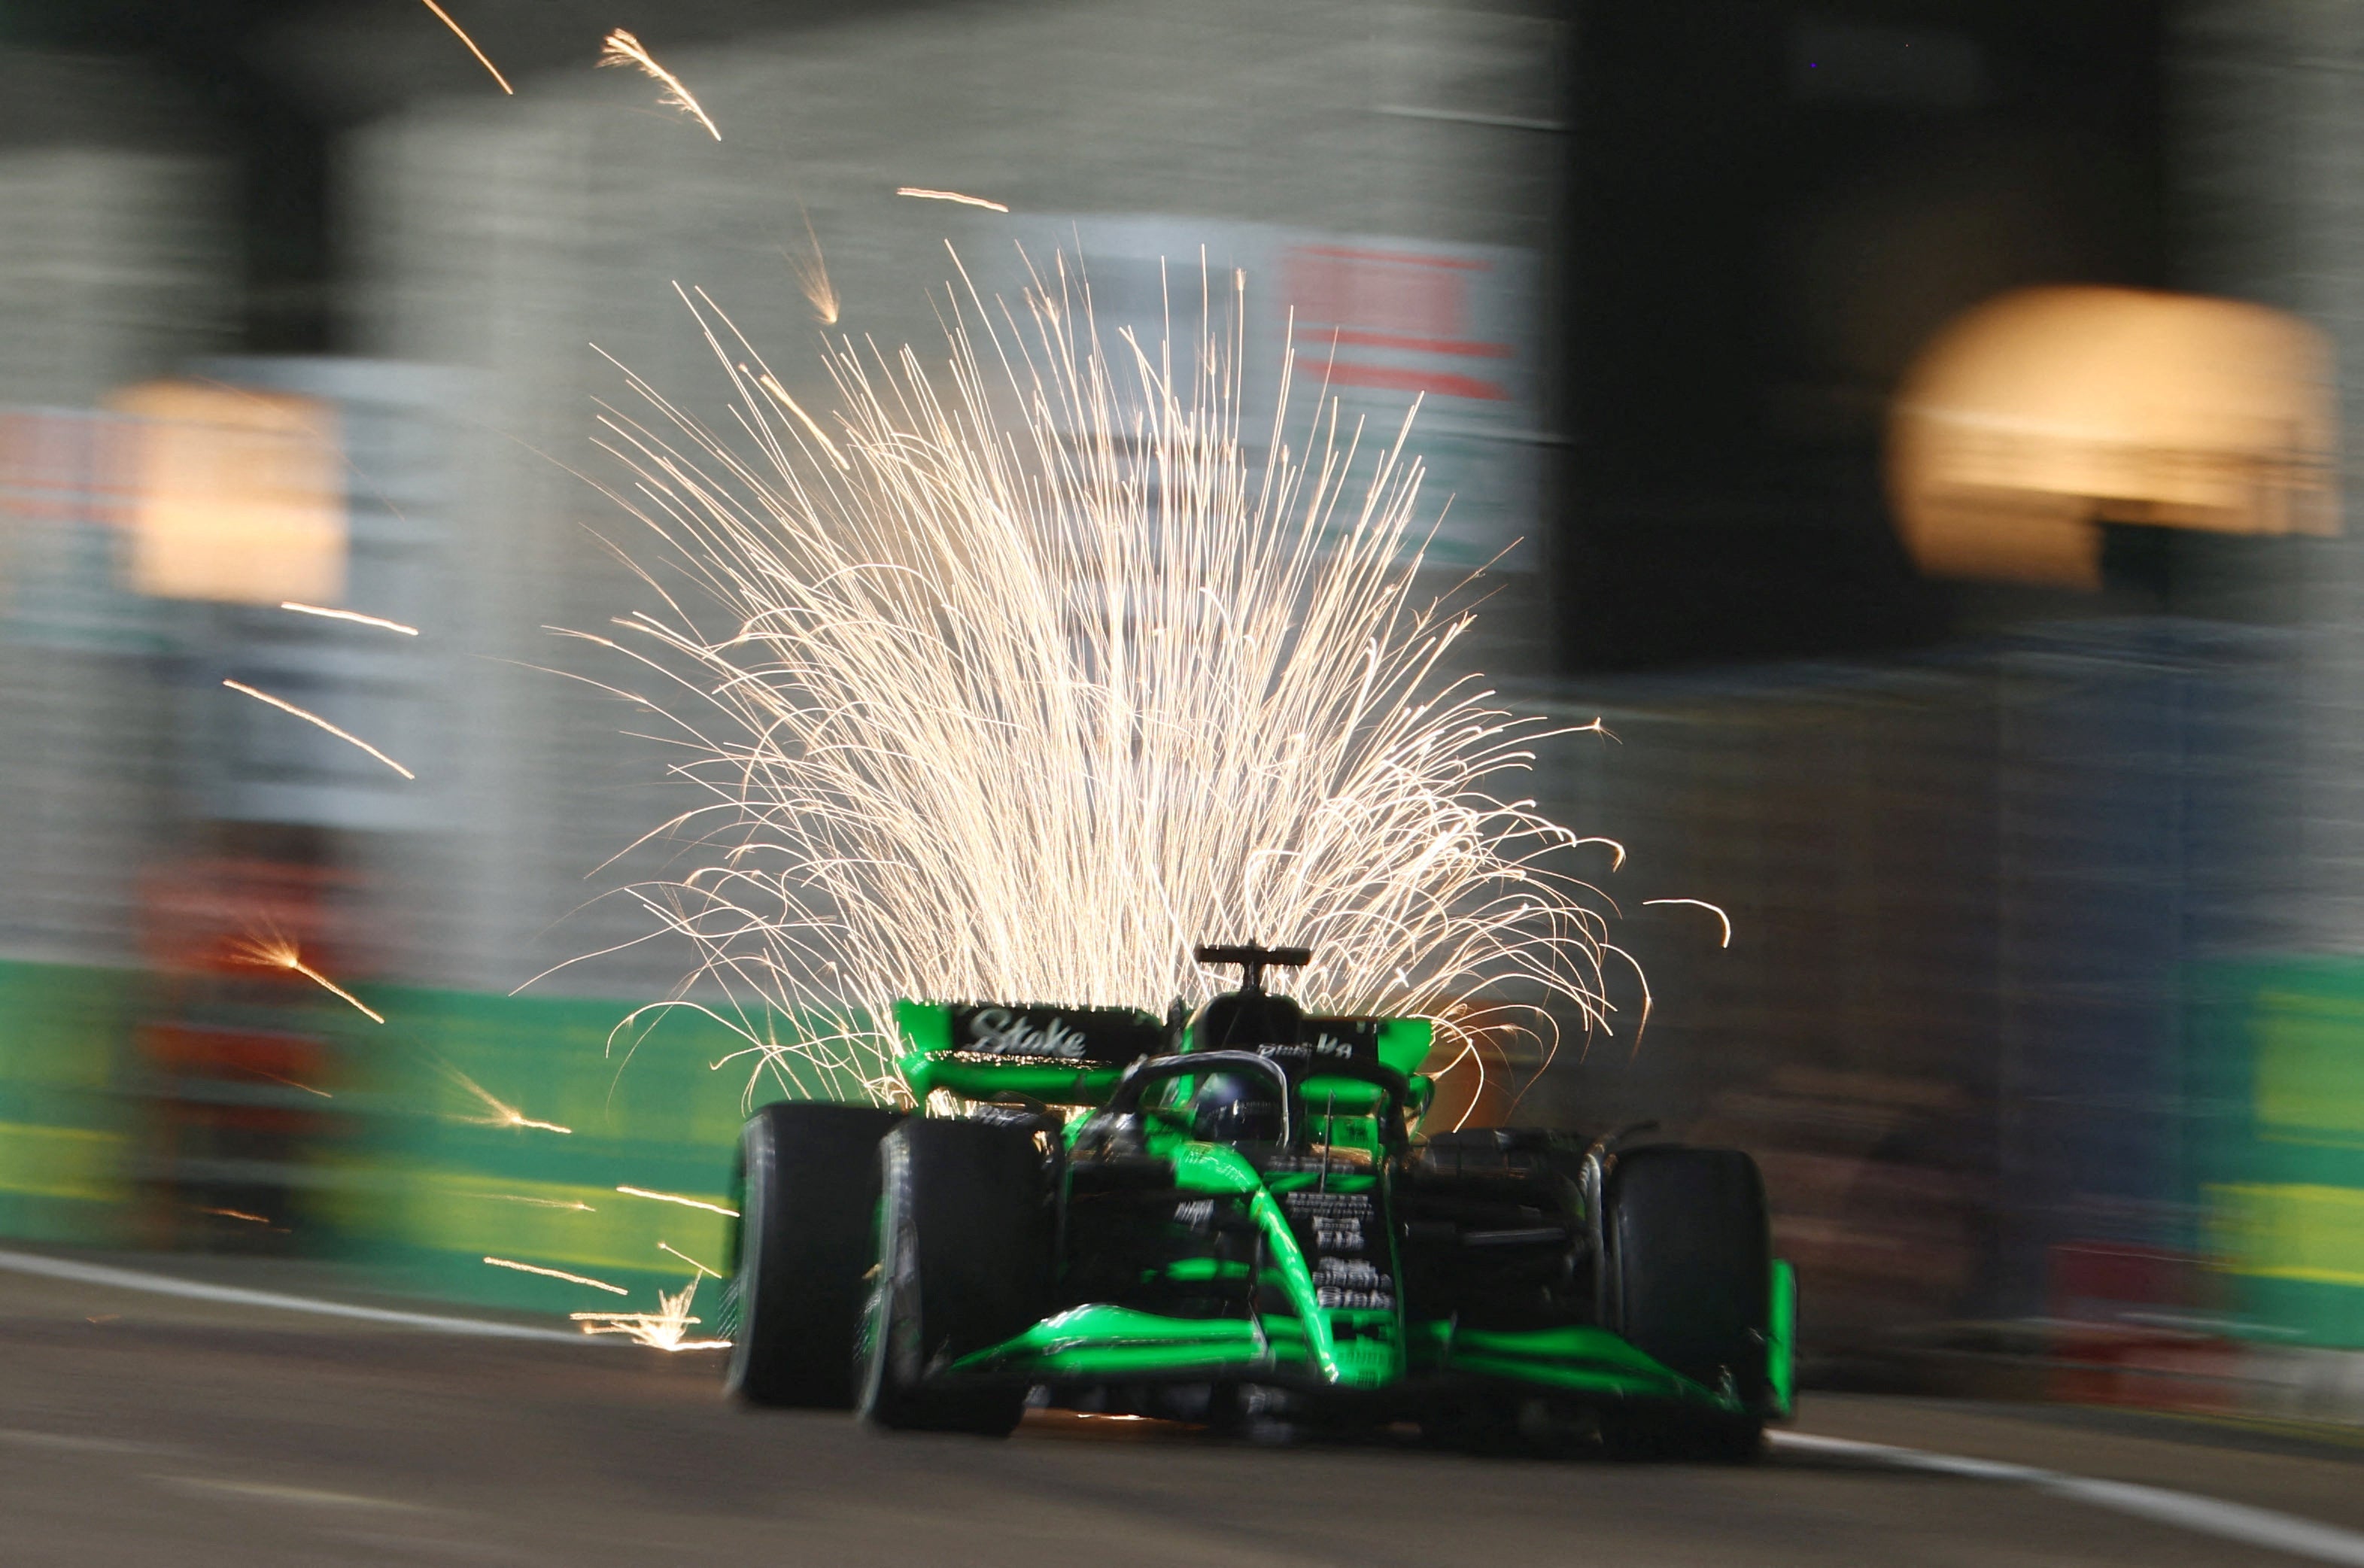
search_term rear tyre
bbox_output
[724,1101,904,1408]
[1602,1144,1770,1462]
[856,1118,1051,1436]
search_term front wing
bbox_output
[949,1260,1797,1415]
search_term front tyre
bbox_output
[856,1118,1051,1436]
[1602,1144,1771,1462]
[724,1101,904,1408]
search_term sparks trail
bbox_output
[598,29,721,140]
[658,1241,721,1278]
[894,186,1009,212]
[415,0,512,94]
[749,370,849,469]
[483,1257,627,1295]
[239,1065,333,1099]
[232,933,386,1023]
[433,1058,572,1134]
[1643,898,1732,948]
[281,603,420,637]
[580,251,1645,1111]
[789,206,838,325]
[573,1276,729,1351]
[222,680,416,780]
[616,1186,738,1217]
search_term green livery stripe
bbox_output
[1296,1076,1389,1113]
[1247,1186,1348,1381]
[1438,1351,1700,1402]
[1160,1141,1355,1384]
[1769,1259,1796,1416]
[950,1303,1280,1380]
[1439,1322,1728,1405]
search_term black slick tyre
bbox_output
[1601,1144,1770,1462]
[856,1117,1051,1436]
[724,1100,904,1408]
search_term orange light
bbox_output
[105,381,345,606]
[1888,286,2338,588]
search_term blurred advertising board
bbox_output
[0,953,761,1312]
[328,987,756,1312]
[2189,958,2364,1349]
[105,381,345,607]
[178,359,457,835]
[0,361,457,833]
[0,961,137,1244]
[0,408,166,654]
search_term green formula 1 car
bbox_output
[719,943,1794,1457]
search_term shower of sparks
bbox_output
[484,1257,629,1294]
[657,1241,721,1278]
[280,602,421,637]
[415,0,513,94]
[750,371,849,469]
[435,1059,573,1134]
[222,680,416,780]
[894,187,1009,212]
[579,252,1660,1111]
[469,1193,595,1211]
[615,1186,738,1217]
[597,29,721,141]
[1643,898,1732,948]
[789,206,838,325]
[231,934,386,1023]
[196,1207,269,1225]
[573,1276,731,1351]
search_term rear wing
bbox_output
[894,999,1437,1108]
[893,1000,1166,1105]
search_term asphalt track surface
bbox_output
[5,1253,2364,1566]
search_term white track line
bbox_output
[1774,1430,2364,1566]
[0,1249,608,1348]
[5,1250,2353,1558]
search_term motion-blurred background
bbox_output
[0,0,2356,1424]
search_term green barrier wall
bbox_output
[331,985,776,1318]
[2189,958,2364,1348]
[0,962,137,1243]
[0,959,838,1324]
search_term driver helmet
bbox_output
[1187,1070,1285,1144]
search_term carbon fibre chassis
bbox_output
[887,998,1796,1421]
